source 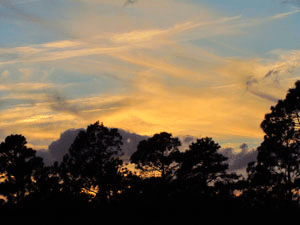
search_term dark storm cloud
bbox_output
[182,136,196,144]
[48,128,83,163]
[220,143,257,171]
[39,127,258,174]
[36,149,55,167]
[177,136,197,153]
[117,129,148,162]
[40,127,147,166]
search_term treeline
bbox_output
[0,127,237,208]
[2,81,300,218]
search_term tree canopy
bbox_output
[0,135,43,206]
[130,132,181,180]
[176,137,228,187]
[61,121,123,203]
[254,81,300,200]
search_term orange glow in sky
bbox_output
[0,0,300,155]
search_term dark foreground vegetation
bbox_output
[2,81,300,221]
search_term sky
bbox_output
[0,0,300,159]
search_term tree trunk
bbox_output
[287,163,292,201]
[161,149,165,181]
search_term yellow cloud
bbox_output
[270,9,300,20]
[1,41,297,148]
[109,15,242,45]
[110,51,199,80]
[1,0,300,150]
[111,29,165,43]
[0,82,54,91]
[233,8,300,28]
[42,40,82,48]
[89,47,298,141]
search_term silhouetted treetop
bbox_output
[0,134,43,206]
[130,132,181,180]
[61,121,124,202]
[176,137,228,187]
[255,80,300,200]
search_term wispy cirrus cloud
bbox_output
[0,5,298,66]
[0,15,242,66]
[0,0,300,151]
[1,44,299,146]
[0,82,53,91]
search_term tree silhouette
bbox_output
[61,121,123,204]
[130,132,181,181]
[256,81,300,200]
[28,161,67,208]
[0,135,43,207]
[175,137,228,192]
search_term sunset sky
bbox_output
[0,0,300,155]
